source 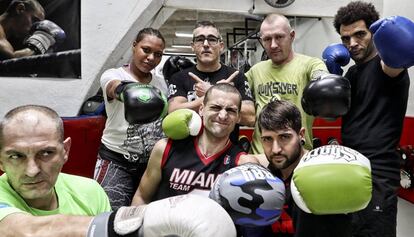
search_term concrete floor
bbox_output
[397,197,414,237]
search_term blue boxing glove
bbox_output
[25,20,66,54]
[322,43,350,75]
[370,16,414,68]
[209,163,285,227]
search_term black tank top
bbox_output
[152,136,245,201]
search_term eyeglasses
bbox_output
[193,35,221,46]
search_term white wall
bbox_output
[166,0,382,18]
[383,0,414,116]
[294,17,356,75]
[4,0,413,117]
[294,17,339,58]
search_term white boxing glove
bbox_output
[142,194,236,237]
[87,194,235,237]
[87,205,146,237]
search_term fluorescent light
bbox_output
[175,32,193,38]
[171,45,192,49]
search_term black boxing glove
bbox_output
[25,20,66,54]
[114,81,135,101]
[162,55,195,82]
[301,73,351,120]
[176,56,195,69]
[115,82,168,124]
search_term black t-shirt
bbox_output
[342,55,410,178]
[167,64,254,144]
[168,64,253,101]
[152,136,245,201]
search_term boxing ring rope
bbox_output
[0,49,81,78]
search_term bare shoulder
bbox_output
[152,138,168,155]
[168,96,187,103]
[145,138,168,166]
[241,100,254,106]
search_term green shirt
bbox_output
[0,173,111,221]
[246,53,327,154]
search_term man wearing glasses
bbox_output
[245,14,328,156]
[167,21,256,146]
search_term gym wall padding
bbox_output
[312,118,342,145]
[1,116,413,203]
[61,116,105,178]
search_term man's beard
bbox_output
[270,141,302,170]
[353,40,376,64]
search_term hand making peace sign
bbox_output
[188,70,239,97]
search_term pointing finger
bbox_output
[188,72,204,83]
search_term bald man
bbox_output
[245,13,328,155]
[0,105,111,236]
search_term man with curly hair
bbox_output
[330,1,412,236]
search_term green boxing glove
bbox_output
[291,145,372,215]
[162,109,202,140]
